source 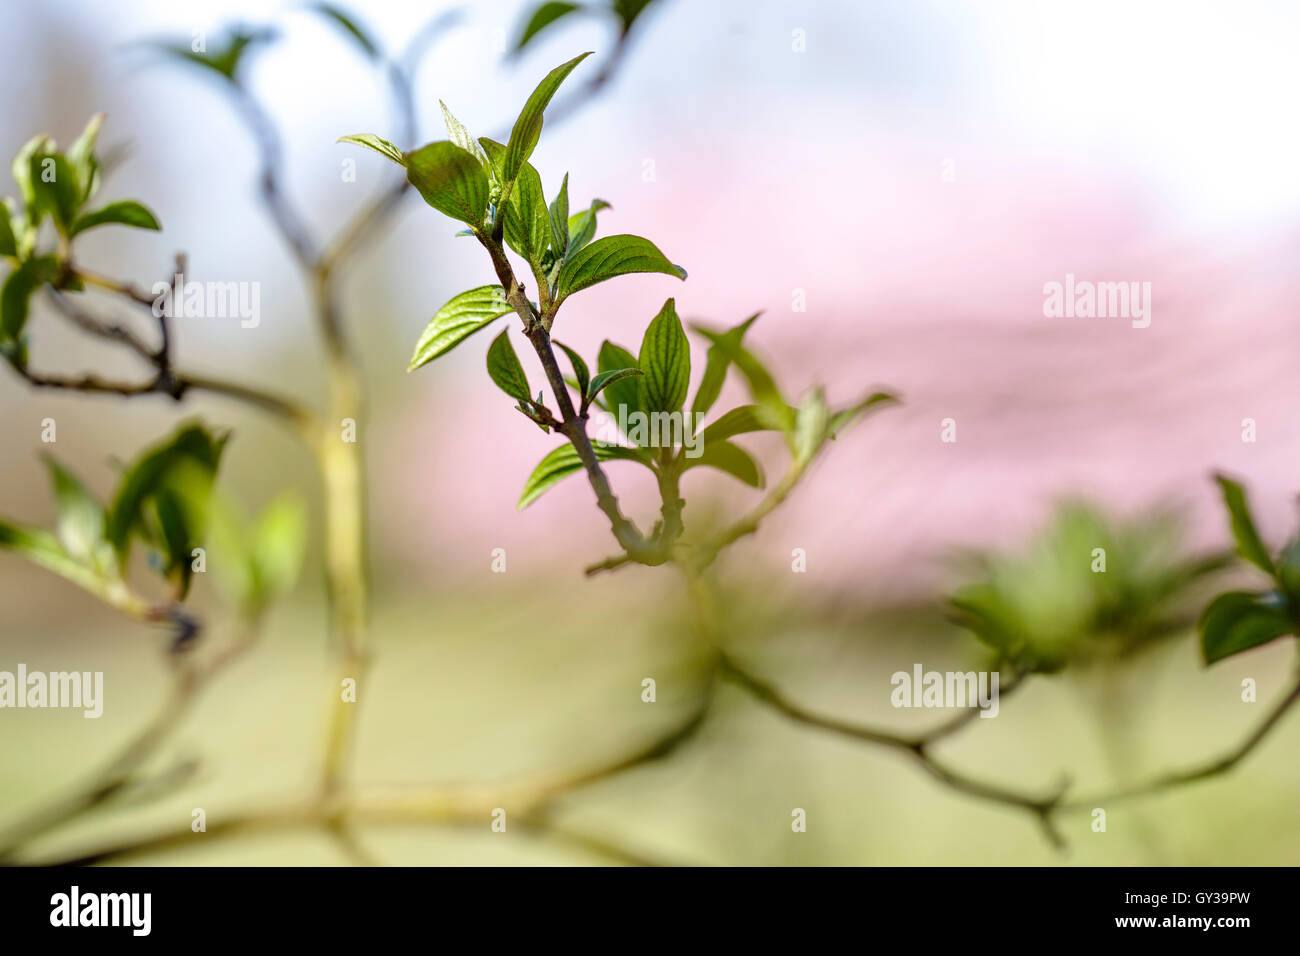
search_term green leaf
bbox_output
[829,391,899,437]
[337,133,407,167]
[597,340,642,417]
[549,172,570,261]
[0,209,16,258]
[1,255,59,340]
[566,198,609,256]
[29,152,80,230]
[249,493,307,605]
[439,101,491,173]
[1214,474,1275,575]
[693,326,793,434]
[683,439,764,488]
[638,298,690,414]
[69,200,161,238]
[65,113,104,204]
[149,28,277,82]
[502,52,592,192]
[554,341,589,396]
[1199,590,1294,665]
[409,285,511,371]
[587,366,642,404]
[309,3,380,59]
[555,234,685,302]
[690,312,760,420]
[515,2,585,52]
[106,423,229,575]
[42,455,107,566]
[405,140,490,227]
[613,0,656,33]
[0,517,104,596]
[794,388,830,466]
[11,135,52,214]
[518,441,650,509]
[1277,537,1300,602]
[486,328,531,403]
[498,154,550,263]
[699,404,785,445]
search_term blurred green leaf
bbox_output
[29,152,80,231]
[829,391,898,437]
[556,234,685,302]
[308,3,380,59]
[2,255,59,340]
[690,312,759,420]
[249,493,307,607]
[1214,474,1275,576]
[638,297,689,414]
[486,328,531,403]
[70,200,161,238]
[519,440,650,509]
[405,140,490,226]
[613,0,656,33]
[683,439,764,488]
[515,2,584,53]
[793,388,830,466]
[409,285,511,371]
[1199,590,1294,665]
[65,113,103,204]
[0,209,15,258]
[11,135,52,215]
[106,422,229,595]
[42,455,106,566]
[149,27,277,82]
[694,325,793,434]
[699,404,785,445]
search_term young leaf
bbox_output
[1,255,59,340]
[566,198,609,256]
[555,234,685,302]
[794,388,830,466]
[30,152,80,231]
[690,312,760,420]
[682,440,764,488]
[106,422,229,565]
[518,441,650,509]
[549,172,570,261]
[439,100,491,173]
[43,455,106,565]
[515,2,584,53]
[309,3,381,59]
[409,285,511,370]
[613,0,656,34]
[499,156,550,263]
[502,52,592,191]
[694,327,793,434]
[699,404,784,445]
[65,113,104,203]
[587,367,642,404]
[486,328,531,403]
[405,141,490,227]
[829,391,898,438]
[0,517,104,596]
[597,340,642,418]
[554,340,589,396]
[638,298,690,414]
[69,200,161,238]
[1214,474,1275,575]
[1199,590,1294,664]
[337,133,407,168]
[11,135,53,216]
